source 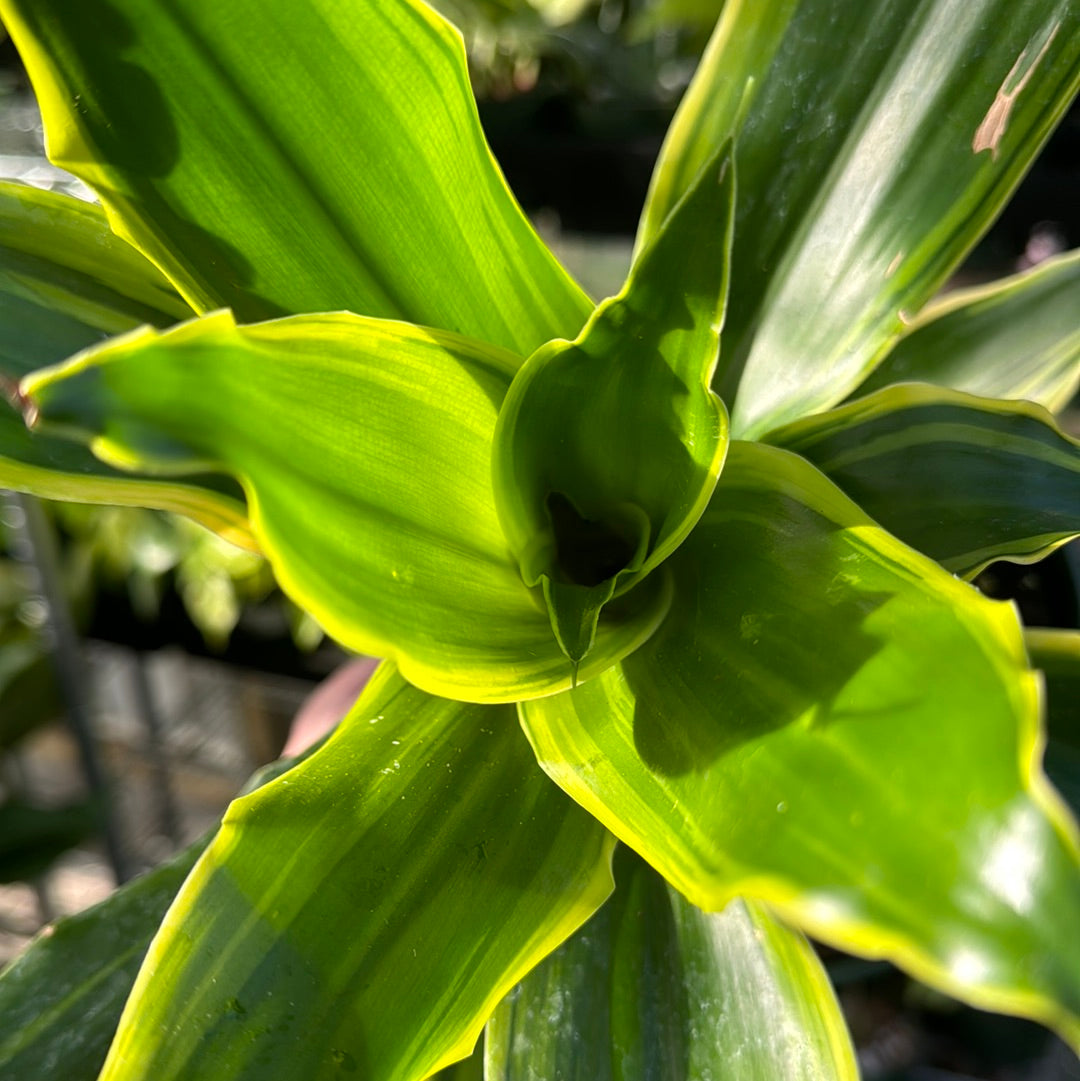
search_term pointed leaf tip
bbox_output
[542,575,620,667]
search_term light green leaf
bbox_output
[22,311,667,701]
[0,441,252,549]
[767,384,1080,578]
[432,1044,485,1081]
[492,147,733,663]
[853,249,1080,412]
[641,0,1080,437]
[0,183,252,546]
[0,743,319,1081]
[487,848,857,1080]
[520,441,1080,1046]
[636,0,795,250]
[99,665,615,1081]
[0,0,590,353]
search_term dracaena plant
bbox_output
[1,0,1080,1077]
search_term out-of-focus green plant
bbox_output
[51,503,281,649]
[0,1,1079,1079]
[432,0,699,107]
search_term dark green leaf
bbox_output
[1028,628,1080,816]
[1028,628,1080,747]
[0,799,100,884]
[0,744,321,1081]
[487,848,858,1080]
[0,841,202,1081]
[767,384,1080,578]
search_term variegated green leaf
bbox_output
[640,0,1080,437]
[487,849,857,1080]
[0,843,203,1081]
[0,183,189,348]
[0,182,252,546]
[0,0,590,353]
[854,249,1080,412]
[767,384,1080,578]
[99,665,614,1081]
[0,743,326,1081]
[520,441,1080,1047]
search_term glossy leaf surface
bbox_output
[0,0,590,353]
[100,666,615,1081]
[855,249,1080,411]
[23,311,668,701]
[0,183,251,545]
[520,441,1080,1045]
[493,148,733,663]
[641,0,1080,437]
[487,849,857,1080]
[768,384,1080,577]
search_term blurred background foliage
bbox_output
[46,504,317,654]
[433,0,720,104]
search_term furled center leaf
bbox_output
[492,147,735,666]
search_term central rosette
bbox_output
[492,149,736,673]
